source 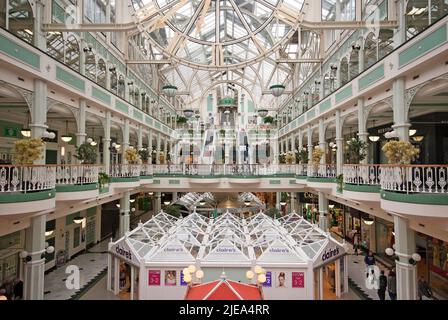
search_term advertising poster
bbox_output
[148,270,161,286]
[180,271,188,286]
[262,271,272,287]
[276,271,287,288]
[165,270,177,286]
[292,272,305,288]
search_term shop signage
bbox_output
[268,247,289,254]
[148,270,161,286]
[115,244,133,261]
[321,247,340,262]
[262,271,272,287]
[292,272,305,288]
[313,242,345,269]
[215,246,237,254]
[163,245,184,253]
[180,271,188,286]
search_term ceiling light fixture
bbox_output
[61,120,72,143]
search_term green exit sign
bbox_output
[3,127,18,138]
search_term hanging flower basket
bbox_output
[162,84,178,97]
[269,84,285,97]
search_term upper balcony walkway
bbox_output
[0,163,447,217]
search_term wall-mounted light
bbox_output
[73,216,84,224]
[45,230,54,237]
[412,136,424,142]
[368,135,380,142]
[362,217,374,225]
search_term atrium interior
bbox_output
[0,0,447,301]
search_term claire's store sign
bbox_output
[215,246,237,254]
[163,246,184,253]
[322,247,340,262]
[115,245,133,262]
[268,247,289,254]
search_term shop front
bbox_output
[345,208,374,253]
[375,218,395,262]
[107,211,347,300]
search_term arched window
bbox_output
[118,75,125,98]
[340,58,349,86]
[364,33,377,70]
[8,0,34,44]
[46,32,64,61]
[110,69,118,94]
[349,49,359,80]
[97,59,107,88]
[65,34,80,72]
[85,50,96,82]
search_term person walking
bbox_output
[364,251,376,277]
[418,276,433,300]
[387,269,397,300]
[353,229,360,255]
[378,270,387,300]
[13,277,23,300]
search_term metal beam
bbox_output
[276,59,323,63]
[127,60,171,65]
[300,20,398,30]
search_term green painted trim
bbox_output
[86,206,97,217]
[344,184,380,193]
[306,108,316,121]
[153,180,160,184]
[319,99,332,114]
[0,34,40,69]
[162,84,178,90]
[269,180,281,185]
[289,180,296,184]
[358,64,384,90]
[92,87,111,104]
[56,66,85,92]
[381,190,448,205]
[168,180,180,185]
[145,116,153,126]
[399,24,447,68]
[115,100,129,114]
[99,186,109,194]
[140,175,153,179]
[307,177,336,183]
[56,183,98,192]
[110,177,139,183]
[133,108,144,121]
[296,175,308,180]
[335,85,353,104]
[269,84,286,89]
[0,189,55,203]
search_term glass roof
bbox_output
[112,209,343,263]
[130,0,310,109]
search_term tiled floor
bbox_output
[44,239,110,300]
[79,276,119,300]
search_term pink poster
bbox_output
[148,270,161,286]
[292,272,305,288]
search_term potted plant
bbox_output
[297,147,308,164]
[382,140,420,164]
[98,172,110,190]
[75,142,97,164]
[176,116,188,127]
[280,192,289,205]
[278,153,286,164]
[219,129,226,137]
[12,138,44,164]
[263,116,274,125]
[165,204,181,217]
[347,137,368,163]
[138,148,150,164]
[312,147,324,166]
[335,174,344,193]
[285,151,295,164]
[265,207,280,219]
[159,151,165,164]
[124,147,140,164]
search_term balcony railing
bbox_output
[343,164,381,186]
[110,164,141,178]
[296,164,308,176]
[140,164,154,176]
[0,165,56,193]
[307,164,336,179]
[56,165,99,185]
[380,165,448,194]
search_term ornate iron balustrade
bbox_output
[307,164,336,178]
[0,165,56,193]
[343,164,381,185]
[110,164,141,178]
[55,165,99,185]
[380,165,448,194]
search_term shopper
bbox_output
[364,251,376,266]
[353,229,360,255]
[13,277,23,300]
[387,269,397,300]
[378,270,387,300]
[418,276,433,300]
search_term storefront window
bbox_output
[428,237,448,299]
[376,218,395,260]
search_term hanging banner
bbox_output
[292,272,305,288]
[148,270,161,286]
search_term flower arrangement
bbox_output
[13,138,44,164]
[124,147,140,164]
[165,204,181,217]
[285,151,295,164]
[263,116,275,124]
[297,147,308,164]
[312,147,324,166]
[159,151,166,163]
[138,148,150,163]
[75,142,97,164]
[98,172,110,189]
[347,137,368,164]
[382,140,420,164]
[265,207,279,218]
[278,153,286,164]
